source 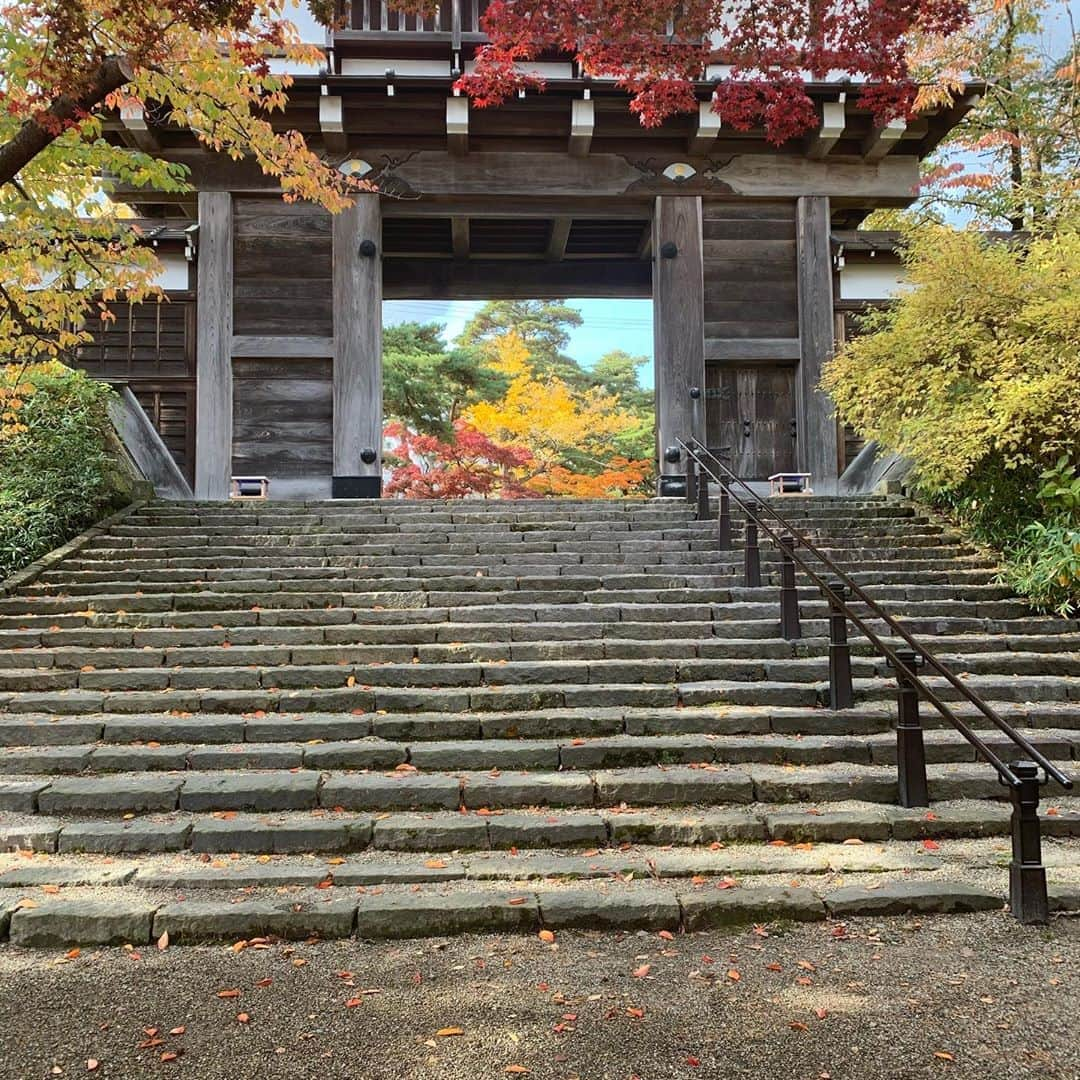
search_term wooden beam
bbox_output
[451,216,470,259]
[546,217,572,261]
[319,95,347,155]
[446,96,469,156]
[120,149,922,202]
[706,337,801,361]
[332,194,383,486]
[795,195,839,492]
[120,105,161,154]
[382,258,650,299]
[689,100,721,156]
[194,191,233,500]
[862,118,907,162]
[383,197,651,220]
[653,196,705,486]
[636,223,653,261]
[807,100,846,160]
[569,99,594,157]
[232,335,335,358]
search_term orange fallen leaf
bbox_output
[157,931,169,951]
[169,1027,185,1036]
[255,978,273,988]
[345,998,363,1008]
[766,962,783,972]
[658,930,674,941]
[236,1013,250,1024]
[933,1051,955,1061]
[538,930,556,944]
[727,969,741,982]
[424,859,448,869]
[65,948,81,960]
[789,1022,808,1032]
[626,1007,645,1019]
[161,1051,179,1062]
[922,839,941,852]
[42,884,60,895]
[632,964,651,978]
[505,1067,530,1075]
[217,989,240,999]
[86,1062,100,1072]
[508,897,527,906]
[436,1027,464,1037]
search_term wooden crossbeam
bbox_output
[545,217,573,261]
[689,101,721,156]
[807,100,846,161]
[120,105,161,154]
[451,216,470,259]
[862,117,907,162]
[446,96,469,156]
[319,95,347,155]
[569,99,594,157]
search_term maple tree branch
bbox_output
[0,55,132,189]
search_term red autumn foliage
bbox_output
[384,420,539,499]
[442,0,971,143]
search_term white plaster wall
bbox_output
[839,262,912,301]
[152,251,191,292]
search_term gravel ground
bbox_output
[0,913,1076,1080]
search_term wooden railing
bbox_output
[339,0,492,42]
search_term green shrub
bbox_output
[0,363,131,578]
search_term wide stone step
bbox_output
[13,866,1076,947]
[0,727,1073,778]
[2,761,1073,819]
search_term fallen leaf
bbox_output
[169,1027,185,1036]
[436,1027,464,1037]
[658,930,675,941]
[686,1057,701,1068]
[626,1007,645,1019]
[86,1062,99,1073]
[236,1013,250,1024]
[933,1051,955,1061]
[789,1022,808,1032]
[217,989,241,999]
[922,839,941,852]
[157,931,169,951]
[632,963,651,978]
[538,930,556,944]
[255,978,273,989]
[505,1067,530,1075]
[727,969,741,982]
[161,1051,179,1062]
[345,998,363,1008]
[424,859,448,869]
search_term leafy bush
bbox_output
[823,222,1080,615]
[0,363,132,578]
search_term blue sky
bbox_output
[384,299,657,388]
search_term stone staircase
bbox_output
[0,496,1078,947]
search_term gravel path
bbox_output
[0,913,1076,1080]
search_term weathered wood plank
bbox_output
[333,195,383,484]
[195,191,233,499]
[231,336,335,358]
[705,337,801,361]
[653,196,705,485]
[383,259,651,299]
[796,195,839,491]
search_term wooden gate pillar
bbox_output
[194,191,233,500]
[332,194,383,497]
[652,196,705,495]
[795,195,839,493]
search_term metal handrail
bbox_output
[677,436,1074,792]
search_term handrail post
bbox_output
[717,484,732,549]
[697,465,713,520]
[888,649,929,808]
[779,534,800,640]
[1008,761,1049,924]
[685,455,697,509]
[826,581,853,710]
[743,507,761,588]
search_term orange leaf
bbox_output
[217,989,241,999]
[157,931,169,951]
[169,1027,185,1036]
[632,964,651,978]
[161,1051,179,1062]
[727,969,741,982]
[436,1027,464,1037]
[505,1068,530,1075]
[626,1007,645,1019]
[87,1060,100,1072]
[236,1013,250,1024]
[658,930,674,941]
[538,930,556,944]
[789,1022,808,1032]
[255,978,273,988]
[424,859,448,869]
[933,1051,955,1061]
[345,998,363,1008]
[922,839,941,852]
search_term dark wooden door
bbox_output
[705,364,796,479]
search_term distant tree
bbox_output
[383,420,536,499]
[458,300,588,386]
[907,0,1079,228]
[382,322,507,437]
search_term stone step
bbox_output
[1,761,1072,819]
[0,727,1074,777]
[4,801,1080,860]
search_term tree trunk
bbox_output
[0,57,131,188]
